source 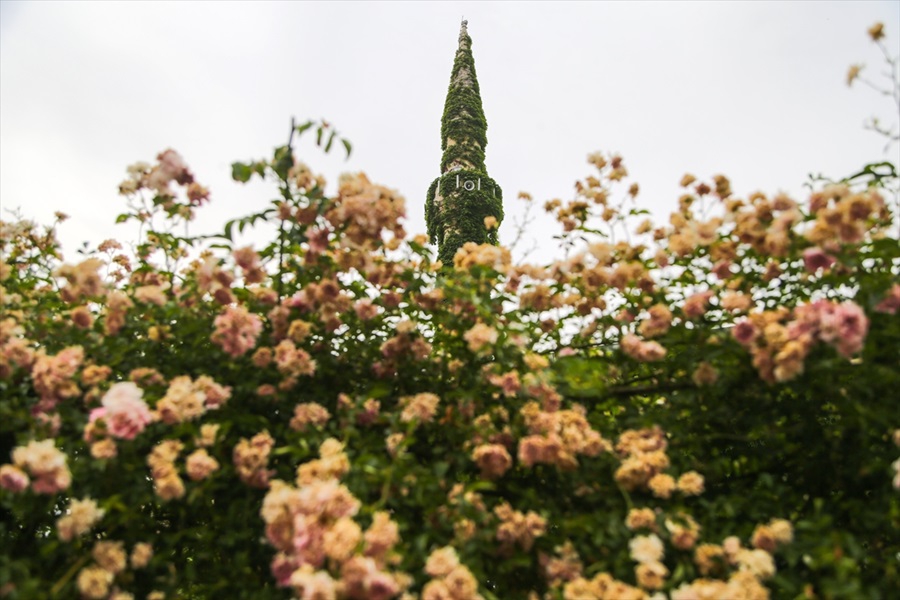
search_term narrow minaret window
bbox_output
[425,20,504,266]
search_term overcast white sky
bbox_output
[1,1,898,263]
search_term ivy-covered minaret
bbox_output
[425,19,503,266]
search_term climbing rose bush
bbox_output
[2,27,900,597]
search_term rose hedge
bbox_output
[1,113,899,600]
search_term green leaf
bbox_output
[341,138,353,158]
[231,162,254,183]
[272,146,293,180]
[324,130,336,153]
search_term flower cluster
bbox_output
[296,438,350,485]
[554,511,793,598]
[86,382,154,443]
[875,284,900,314]
[211,305,263,358]
[0,317,35,379]
[104,290,133,335]
[611,426,705,499]
[118,149,206,206]
[147,440,185,501]
[286,278,353,332]
[1,439,71,494]
[629,533,668,590]
[560,572,646,600]
[74,540,143,600]
[805,184,888,245]
[57,497,104,542]
[518,401,611,470]
[290,402,331,432]
[55,258,105,303]
[734,299,869,382]
[637,304,673,339]
[233,430,275,488]
[377,321,433,377]
[274,339,318,388]
[493,502,547,553]
[233,246,266,285]
[463,322,498,353]
[327,172,407,250]
[540,541,584,589]
[287,160,326,193]
[155,375,231,424]
[193,254,238,305]
[261,439,406,599]
[421,546,483,600]
[453,242,512,272]
[399,392,441,424]
[668,521,794,598]
[31,345,84,411]
[471,443,513,480]
[620,334,667,363]
[185,448,220,481]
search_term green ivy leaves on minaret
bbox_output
[426,20,504,266]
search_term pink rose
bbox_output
[0,465,30,493]
[802,247,836,273]
[621,334,667,362]
[683,291,714,319]
[212,306,263,358]
[472,444,513,479]
[270,553,300,587]
[875,284,900,315]
[712,261,733,280]
[732,320,758,346]
[101,382,153,440]
[832,301,868,357]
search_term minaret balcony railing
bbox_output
[435,172,498,198]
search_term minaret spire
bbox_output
[425,20,504,266]
[439,18,486,174]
